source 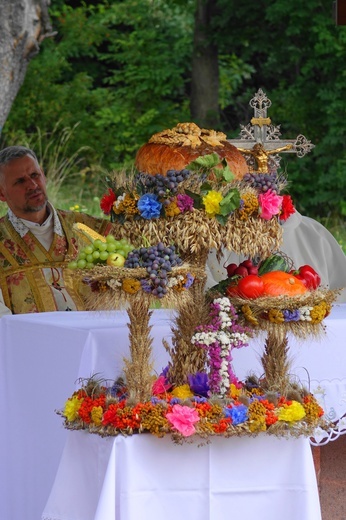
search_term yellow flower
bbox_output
[91,406,104,426]
[278,401,306,422]
[248,400,267,432]
[64,396,83,421]
[171,384,194,399]
[122,193,140,216]
[202,190,223,217]
[268,309,284,323]
[310,301,330,324]
[229,383,241,399]
[241,305,259,325]
[238,192,259,220]
[122,278,141,294]
[165,200,181,217]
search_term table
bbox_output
[42,431,322,520]
[0,304,345,520]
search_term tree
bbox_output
[0,0,53,133]
[190,0,220,128]
[3,0,195,168]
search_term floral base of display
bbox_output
[60,376,331,444]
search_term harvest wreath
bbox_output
[59,296,331,443]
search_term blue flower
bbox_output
[184,273,195,289]
[137,194,162,219]
[191,396,208,403]
[188,372,210,397]
[224,404,248,425]
[283,309,300,321]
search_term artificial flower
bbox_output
[166,404,200,437]
[202,190,223,217]
[152,375,172,395]
[63,396,83,422]
[171,384,194,399]
[188,372,210,397]
[164,200,181,217]
[122,278,141,294]
[224,404,248,425]
[280,194,295,221]
[91,406,103,426]
[176,193,194,212]
[100,188,116,215]
[310,302,329,324]
[238,192,259,220]
[137,194,162,219]
[278,401,306,422]
[183,273,195,289]
[122,194,140,216]
[283,309,300,322]
[258,189,283,220]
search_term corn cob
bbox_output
[73,223,107,245]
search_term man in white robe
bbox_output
[206,211,346,303]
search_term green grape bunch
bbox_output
[68,235,135,270]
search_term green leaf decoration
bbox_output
[221,164,235,183]
[186,153,221,171]
[199,182,213,195]
[219,189,241,216]
[184,189,203,210]
[215,214,229,226]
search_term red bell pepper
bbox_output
[290,265,321,290]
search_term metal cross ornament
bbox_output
[228,89,314,173]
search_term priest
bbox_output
[0,146,115,315]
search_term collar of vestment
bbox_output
[7,203,64,238]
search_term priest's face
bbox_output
[0,154,48,223]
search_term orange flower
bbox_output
[122,278,141,294]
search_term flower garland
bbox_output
[240,299,331,326]
[61,375,327,442]
[99,154,294,226]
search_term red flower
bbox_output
[280,194,296,221]
[100,188,116,215]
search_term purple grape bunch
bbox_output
[243,172,279,194]
[139,169,191,206]
[124,242,183,298]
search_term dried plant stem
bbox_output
[166,281,210,386]
[261,329,291,394]
[123,298,154,403]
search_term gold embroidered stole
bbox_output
[0,212,111,314]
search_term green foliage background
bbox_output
[2,0,346,224]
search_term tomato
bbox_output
[226,284,240,298]
[237,275,265,299]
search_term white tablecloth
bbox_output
[42,431,322,520]
[0,304,345,520]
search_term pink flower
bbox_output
[176,193,194,212]
[258,189,283,220]
[152,375,172,395]
[166,404,200,437]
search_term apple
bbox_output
[106,253,126,267]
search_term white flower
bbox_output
[299,306,313,321]
[114,193,126,208]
